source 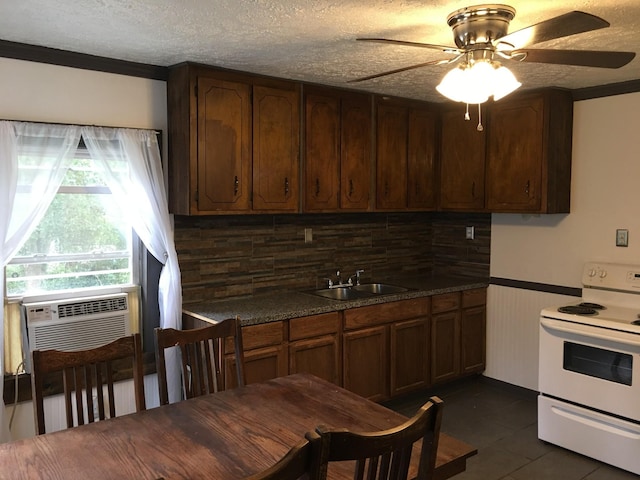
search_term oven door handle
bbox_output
[541,317,640,348]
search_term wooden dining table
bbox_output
[0,373,476,479]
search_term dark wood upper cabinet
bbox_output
[486,90,573,213]
[252,84,300,212]
[167,63,300,215]
[376,101,408,210]
[195,77,252,213]
[439,107,486,211]
[304,88,372,212]
[340,95,372,210]
[407,107,438,209]
[168,62,571,216]
[376,97,438,211]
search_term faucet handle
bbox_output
[324,278,333,288]
[355,269,364,285]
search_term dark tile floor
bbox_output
[383,376,638,480]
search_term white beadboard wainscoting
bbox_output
[485,284,577,391]
[6,374,159,442]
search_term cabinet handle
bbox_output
[349,179,354,197]
[284,177,289,195]
[384,181,389,197]
[234,176,239,196]
[471,181,476,198]
[525,180,530,195]
[315,178,320,196]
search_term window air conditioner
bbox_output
[23,293,131,355]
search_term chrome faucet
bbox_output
[349,269,365,286]
[325,269,364,288]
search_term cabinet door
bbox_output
[431,310,460,384]
[253,85,300,211]
[225,345,288,389]
[196,77,252,212]
[440,108,485,210]
[290,335,341,385]
[376,103,407,210]
[486,95,544,212]
[461,304,486,374]
[343,326,388,401]
[304,93,340,211]
[407,107,437,209]
[390,318,429,397]
[341,95,372,210]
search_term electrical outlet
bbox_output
[304,228,313,243]
[616,229,628,247]
[465,226,475,240]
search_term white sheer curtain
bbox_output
[81,126,182,403]
[0,121,81,442]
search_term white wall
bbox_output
[486,92,640,389]
[1,57,167,441]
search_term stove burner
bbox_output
[558,305,598,315]
[578,302,605,310]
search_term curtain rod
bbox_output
[0,118,161,135]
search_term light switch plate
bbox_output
[465,226,475,240]
[616,229,628,247]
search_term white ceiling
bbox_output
[1,1,639,102]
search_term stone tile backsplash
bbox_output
[175,212,490,304]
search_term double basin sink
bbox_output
[306,283,409,301]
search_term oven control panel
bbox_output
[583,262,640,291]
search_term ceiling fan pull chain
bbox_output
[477,104,484,132]
[464,103,470,121]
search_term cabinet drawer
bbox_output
[344,298,429,330]
[226,321,284,351]
[431,292,461,314]
[462,288,487,308]
[289,312,340,341]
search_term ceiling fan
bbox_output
[351,3,636,87]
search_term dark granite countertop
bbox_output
[183,275,489,327]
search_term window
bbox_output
[5,147,137,298]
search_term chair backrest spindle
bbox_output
[313,396,444,480]
[31,333,146,435]
[155,315,245,404]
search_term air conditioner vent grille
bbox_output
[58,296,128,318]
[31,314,128,352]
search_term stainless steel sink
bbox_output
[306,283,409,301]
[352,283,408,295]
[307,287,369,301]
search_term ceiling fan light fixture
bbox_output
[492,64,522,100]
[436,59,521,104]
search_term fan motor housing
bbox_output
[447,4,516,48]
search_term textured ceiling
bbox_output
[1,1,639,102]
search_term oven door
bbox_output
[539,316,640,422]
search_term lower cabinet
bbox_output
[461,288,487,374]
[343,298,430,402]
[225,321,288,389]
[431,288,487,385]
[343,325,389,401]
[189,287,486,399]
[289,312,341,385]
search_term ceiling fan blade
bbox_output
[513,49,636,69]
[498,11,610,49]
[357,37,461,54]
[348,59,453,83]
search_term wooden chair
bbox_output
[313,396,444,480]
[30,333,146,435]
[244,432,322,480]
[154,315,246,405]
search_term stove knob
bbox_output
[599,270,607,278]
[588,268,597,277]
